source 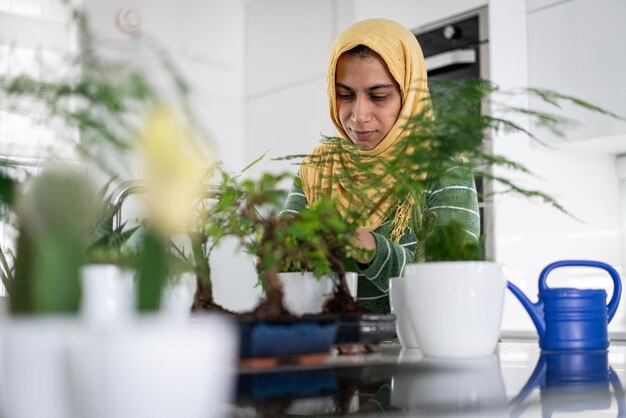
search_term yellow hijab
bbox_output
[300,18,432,234]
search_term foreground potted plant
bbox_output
[0,11,243,397]
[68,103,237,418]
[2,166,99,418]
[0,7,238,415]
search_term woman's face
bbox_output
[335,52,402,149]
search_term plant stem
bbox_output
[190,231,213,308]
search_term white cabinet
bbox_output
[527,0,626,145]
[246,0,333,96]
[526,0,567,13]
[491,0,626,332]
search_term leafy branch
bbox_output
[289,79,624,264]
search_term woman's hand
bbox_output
[355,227,376,264]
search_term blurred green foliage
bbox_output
[10,167,97,314]
[0,5,202,313]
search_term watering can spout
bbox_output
[507,281,545,339]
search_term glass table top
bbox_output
[229,338,626,417]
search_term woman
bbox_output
[281,18,480,313]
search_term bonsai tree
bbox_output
[274,198,367,314]
[192,164,371,318]
[169,169,223,313]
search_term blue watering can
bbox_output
[507,260,622,351]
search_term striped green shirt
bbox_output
[280,166,480,313]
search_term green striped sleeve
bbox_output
[280,176,308,216]
[356,227,416,313]
[424,164,480,241]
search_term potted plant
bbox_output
[3,165,100,418]
[186,159,358,313]
[0,106,237,418]
[293,78,624,356]
[389,80,624,356]
[70,103,237,418]
[186,160,391,361]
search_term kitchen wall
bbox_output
[84,0,248,172]
[83,0,626,325]
[490,0,626,332]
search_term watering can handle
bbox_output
[538,260,623,322]
[609,367,626,418]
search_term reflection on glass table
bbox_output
[229,340,626,418]
[510,349,626,418]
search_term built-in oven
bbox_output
[413,7,492,257]
[415,7,488,82]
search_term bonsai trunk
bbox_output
[191,232,214,310]
[252,265,290,319]
[323,251,367,314]
[189,232,233,314]
[250,215,292,319]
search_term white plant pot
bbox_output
[1,316,77,418]
[402,261,506,358]
[161,272,197,321]
[80,264,134,327]
[81,264,197,325]
[280,271,358,316]
[389,276,420,348]
[68,314,238,418]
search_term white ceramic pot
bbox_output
[80,264,135,327]
[1,316,77,418]
[403,261,506,358]
[389,276,420,348]
[280,271,358,316]
[69,314,238,418]
[161,272,197,321]
[81,265,197,324]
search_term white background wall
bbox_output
[489,0,626,332]
[81,0,626,326]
